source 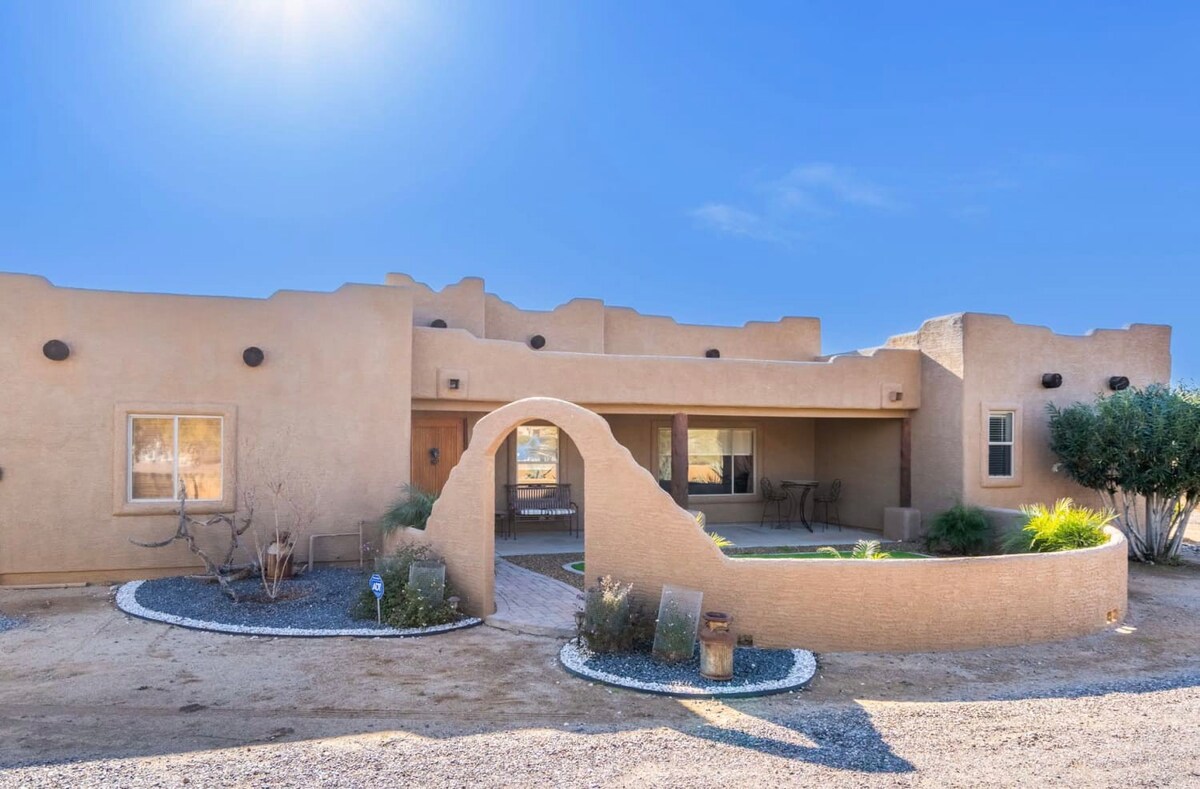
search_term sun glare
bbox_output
[177,0,412,68]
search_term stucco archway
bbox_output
[398,397,716,618]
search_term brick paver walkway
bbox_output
[486,558,581,638]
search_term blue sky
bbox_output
[2,2,1197,381]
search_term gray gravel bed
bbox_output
[121,568,480,637]
[561,642,816,697]
[133,567,384,630]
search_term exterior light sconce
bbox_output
[888,391,904,402]
[1109,376,1130,391]
[529,334,546,350]
[705,348,721,358]
[430,319,448,328]
[1041,373,1063,389]
[242,346,265,367]
[428,447,441,465]
[447,378,461,390]
[42,339,70,361]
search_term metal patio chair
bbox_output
[813,478,842,530]
[759,477,790,528]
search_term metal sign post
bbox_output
[369,573,385,625]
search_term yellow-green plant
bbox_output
[708,531,734,549]
[817,540,892,560]
[1003,498,1115,554]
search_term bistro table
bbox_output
[780,480,820,532]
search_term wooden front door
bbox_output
[411,417,465,495]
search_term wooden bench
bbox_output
[505,483,580,539]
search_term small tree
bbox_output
[1048,385,1200,562]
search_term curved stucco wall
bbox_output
[398,397,1128,652]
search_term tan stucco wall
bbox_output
[401,397,1128,651]
[0,274,413,584]
[386,273,822,361]
[960,315,1172,510]
[412,328,920,412]
[813,419,902,531]
[887,313,1171,521]
[485,296,607,354]
[886,315,967,517]
[602,308,821,361]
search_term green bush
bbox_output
[1003,498,1114,554]
[353,544,460,628]
[381,484,437,532]
[578,576,656,653]
[925,504,991,555]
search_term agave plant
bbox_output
[817,540,892,560]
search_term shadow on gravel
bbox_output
[689,704,915,774]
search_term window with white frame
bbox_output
[129,415,224,501]
[987,411,1015,478]
[656,427,755,495]
[516,425,560,482]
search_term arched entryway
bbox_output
[403,397,709,618]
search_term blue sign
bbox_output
[369,573,385,599]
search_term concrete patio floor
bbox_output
[494,522,889,556]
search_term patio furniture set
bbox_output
[759,478,842,532]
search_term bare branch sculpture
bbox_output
[130,484,256,601]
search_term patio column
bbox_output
[670,412,689,510]
[900,417,912,508]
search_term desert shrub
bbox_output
[353,544,460,627]
[580,576,634,653]
[925,503,991,555]
[817,539,892,559]
[381,484,437,532]
[1002,498,1115,554]
[1048,385,1200,562]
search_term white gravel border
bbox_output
[115,580,481,638]
[562,561,585,575]
[559,641,816,698]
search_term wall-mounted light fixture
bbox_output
[529,334,546,350]
[1109,376,1130,391]
[242,346,265,367]
[447,378,461,390]
[429,447,441,465]
[1041,373,1063,389]
[705,348,721,358]
[888,391,904,402]
[42,339,70,361]
[430,319,448,328]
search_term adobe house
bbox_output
[0,271,1172,586]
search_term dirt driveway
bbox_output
[0,561,1198,787]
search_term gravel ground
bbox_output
[133,567,386,631]
[0,559,1197,787]
[572,644,800,691]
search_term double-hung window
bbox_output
[516,425,560,482]
[987,411,1015,478]
[656,427,755,495]
[128,415,224,502]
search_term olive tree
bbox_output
[1047,385,1200,562]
